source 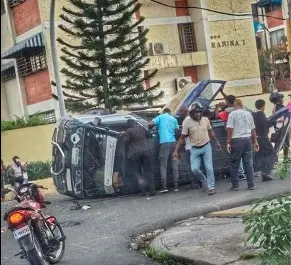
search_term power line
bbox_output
[149,0,286,21]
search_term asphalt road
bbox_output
[1,178,290,265]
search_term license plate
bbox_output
[13,225,30,240]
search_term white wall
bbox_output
[1,82,10,120]
[188,0,207,52]
[151,67,185,104]
[5,78,25,119]
[1,11,13,53]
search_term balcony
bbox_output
[144,51,208,70]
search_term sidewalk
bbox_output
[151,206,261,265]
[150,181,291,265]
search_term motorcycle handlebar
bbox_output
[1,188,21,199]
[1,185,47,198]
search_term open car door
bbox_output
[268,106,290,155]
[163,80,226,114]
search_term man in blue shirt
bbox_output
[149,108,179,193]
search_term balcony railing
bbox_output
[144,51,208,70]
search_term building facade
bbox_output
[1,0,268,120]
[1,0,60,121]
[253,0,291,91]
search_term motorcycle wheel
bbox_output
[26,235,49,265]
[47,222,65,264]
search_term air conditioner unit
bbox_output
[176,76,192,91]
[148,42,170,56]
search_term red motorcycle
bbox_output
[2,183,66,265]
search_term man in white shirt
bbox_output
[226,99,259,191]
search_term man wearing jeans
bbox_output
[174,104,221,195]
[149,108,179,192]
[226,99,259,191]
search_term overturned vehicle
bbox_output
[51,80,290,199]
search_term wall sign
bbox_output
[210,35,246,48]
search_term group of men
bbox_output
[122,90,289,197]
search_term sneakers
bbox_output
[262,174,274,182]
[248,185,255,190]
[208,189,216,195]
[173,188,179,192]
[239,175,246,180]
[230,186,239,191]
[159,188,168,193]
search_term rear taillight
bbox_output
[8,212,25,226]
[46,217,56,224]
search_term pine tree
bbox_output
[57,0,162,113]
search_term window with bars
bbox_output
[270,29,285,47]
[265,3,281,13]
[29,110,56,124]
[42,111,56,123]
[1,68,16,82]
[178,23,197,53]
[16,50,47,77]
[7,0,26,8]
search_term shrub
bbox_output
[27,161,51,181]
[243,196,291,265]
[1,114,52,132]
[145,247,193,265]
[275,158,291,180]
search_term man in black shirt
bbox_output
[253,100,274,181]
[122,119,155,196]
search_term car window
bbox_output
[196,82,222,107]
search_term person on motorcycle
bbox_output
[8,156,28,189]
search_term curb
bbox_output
[1,177,57,202]
[133,192,290,264]
[206,208,249,218]
[130,192,289,239]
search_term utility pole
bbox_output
[50,0,66,117]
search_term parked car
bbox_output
[51,80,290,199]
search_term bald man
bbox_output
[226,99,259,191]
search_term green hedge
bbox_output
[1,115,51,132]
[27,161,52,181]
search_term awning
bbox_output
[1,33,44,59]
[1,61,14,72]
[256,0,281,7]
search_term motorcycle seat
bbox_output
[3,206,35,221]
